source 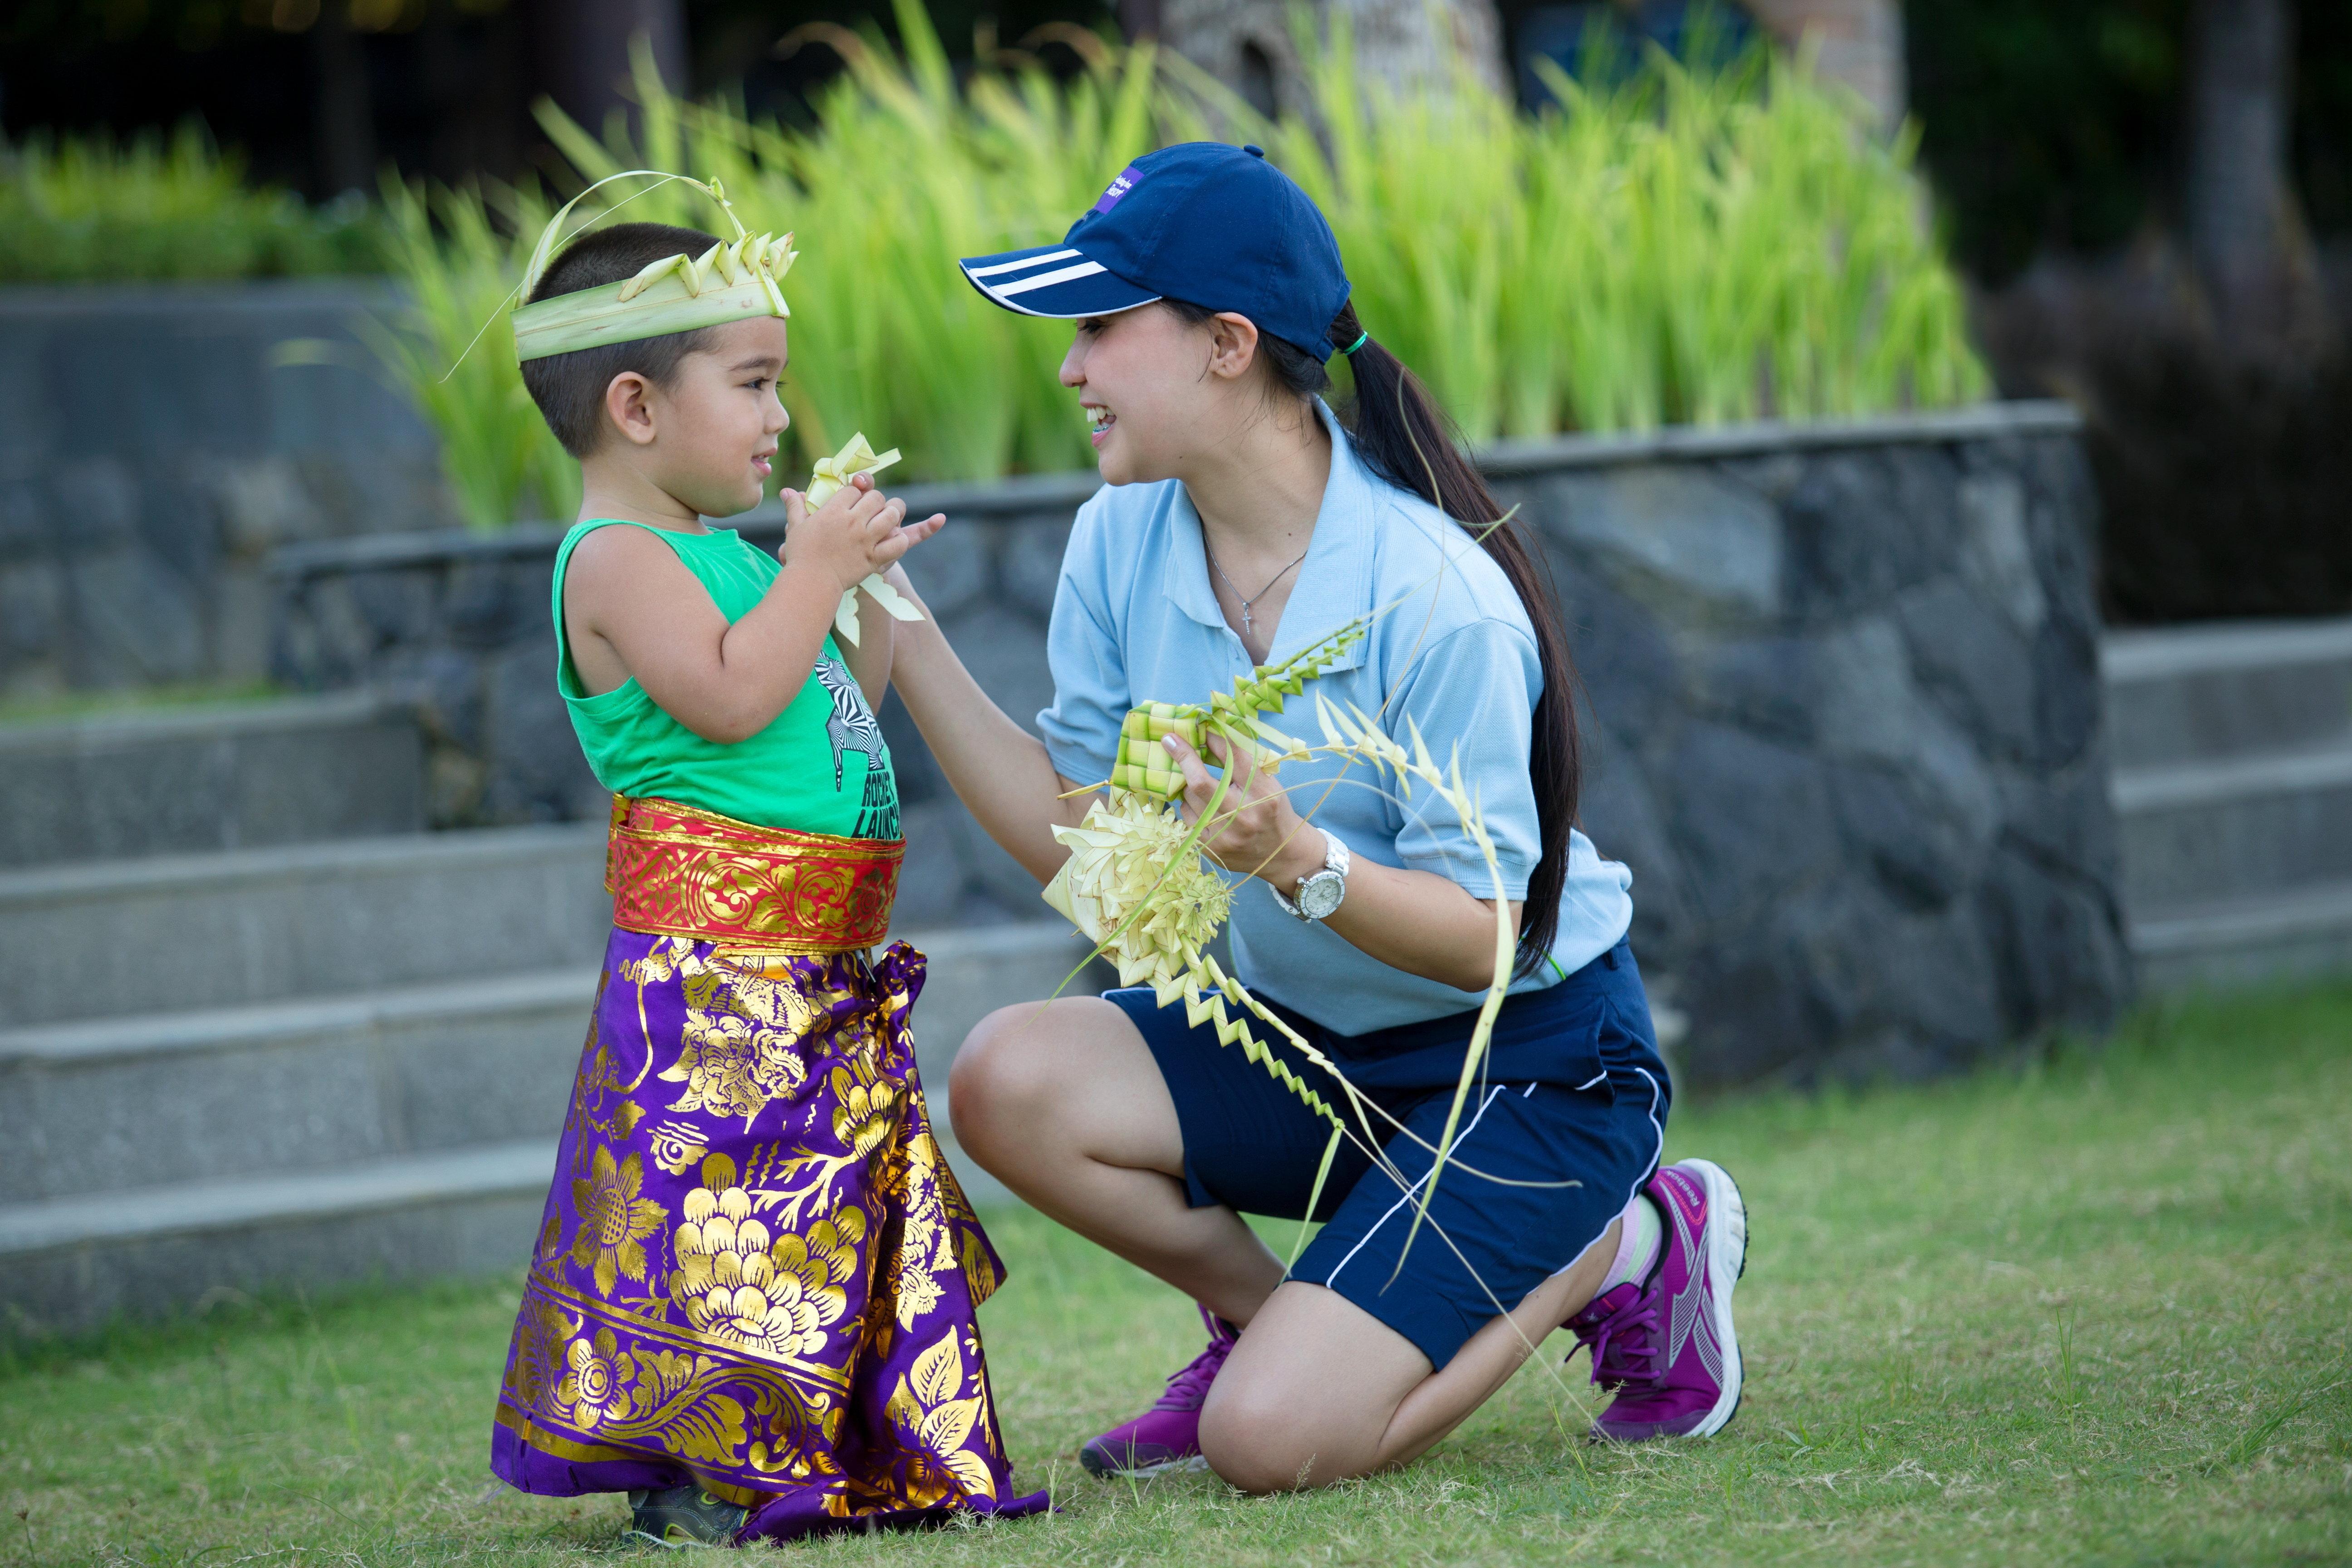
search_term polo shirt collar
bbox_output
[1161,398,1374,676]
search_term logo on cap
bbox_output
[1090,166,1142,216]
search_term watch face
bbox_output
[1298,870,1345,921]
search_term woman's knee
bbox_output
[945,1004,1058,1153]
[1199,1382,1328,1493]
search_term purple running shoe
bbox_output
[1078,1305,1237,1478]
[1564,1157,1747,1441]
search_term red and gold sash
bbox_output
[605,795,901,952]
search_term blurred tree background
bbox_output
[4,0,2348,620]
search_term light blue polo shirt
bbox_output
[1038,403,1634,1035]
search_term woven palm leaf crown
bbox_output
[510,170,798,363]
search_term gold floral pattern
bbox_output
[560,1327,628,1430]
[830,1057,901,1162]
[671,1153,865,1361]
[570,1145,666,1295]
[495,933,1032,1533]
[646,1120,711,1176]
[884,1329,998,1503]
[659,960,821,1127]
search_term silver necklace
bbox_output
[1205,541,1310,639]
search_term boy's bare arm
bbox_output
[568,481,936,745]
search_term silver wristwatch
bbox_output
[1270,828,1350,922]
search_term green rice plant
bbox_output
[0,122,380,283]
[376,2,1988,524]
[534,6,1190,482]
[363,177,577,530]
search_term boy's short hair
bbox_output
[519,221,725,457]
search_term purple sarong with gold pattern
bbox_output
[491,797,1046,1539]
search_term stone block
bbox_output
[1997,756,2117,886]
[2032,617,2103,771]
[889,802,968,929]
[2023,440,2103,645]
[1827,764,1984,911]
[1557,567,1686,742]
[1781,446,1962,622]
[347,567,438,652]
[46,459,141,551]
[1575,739,1691,957]
[0,481,44,559]
[1675,936,1827,1086]
[0,562,63,657]
[64,549,206,686]
[1658,721,1839,929]
[445,558,531,650]
[1786,883,2005,1076]
[240,406,2122,1089]
[1543,467,1783,623]
[877,689,947,807]
[1813,618,1999,851]
[1955,472,2046,634]
[1690,635,1819,746]
[1895,578,2039,761]
[941,604,1056,745]
[1001,518,1073,618]
[210,456,313,555]
[480,636,603,823]
[1977,840,2132,1040]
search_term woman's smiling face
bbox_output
[1059,304,1247,486]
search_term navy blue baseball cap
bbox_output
[958,142,1353,360]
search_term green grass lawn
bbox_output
[5,985,2349,1566]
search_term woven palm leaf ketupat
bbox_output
[804,434,926,647]
[1042,619,1525,1267]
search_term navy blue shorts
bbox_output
[1108,939,1672,1372]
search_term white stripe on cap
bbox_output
[991,260,1108,298]
[965,248,1083,279]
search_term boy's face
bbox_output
[626,316,792,517]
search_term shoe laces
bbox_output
[1578,1290,1665,1393]
[1152,1318,1237,1412]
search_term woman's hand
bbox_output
[1165,731,1326,889]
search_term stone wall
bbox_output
[0,281,445,698]
[269,402,2132,1085]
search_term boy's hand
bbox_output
[779,472,945,592]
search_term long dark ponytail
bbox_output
[1165,298,1583,980]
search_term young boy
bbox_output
[485,193,1043,1546]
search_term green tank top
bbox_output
[551,519,899,840]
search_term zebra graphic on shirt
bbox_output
[813,657,886,791]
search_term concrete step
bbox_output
[0,691,426,868]
[0,1127,1019,1338]
[2129,880,2352,994]
[0,824,611,1025]
[0,969,594,1206]
[2112,739,2352,911]
[2103,616,2352,770]
[0,919,1106,1207]
[0,1139,556,1337]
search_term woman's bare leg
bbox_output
[946,998,1285,1327]
[950,999,1624,1489]
[1197,1218,1624,1493]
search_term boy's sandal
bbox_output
[625,1485,749,1549]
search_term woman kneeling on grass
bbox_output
[882,143,1749,1490]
